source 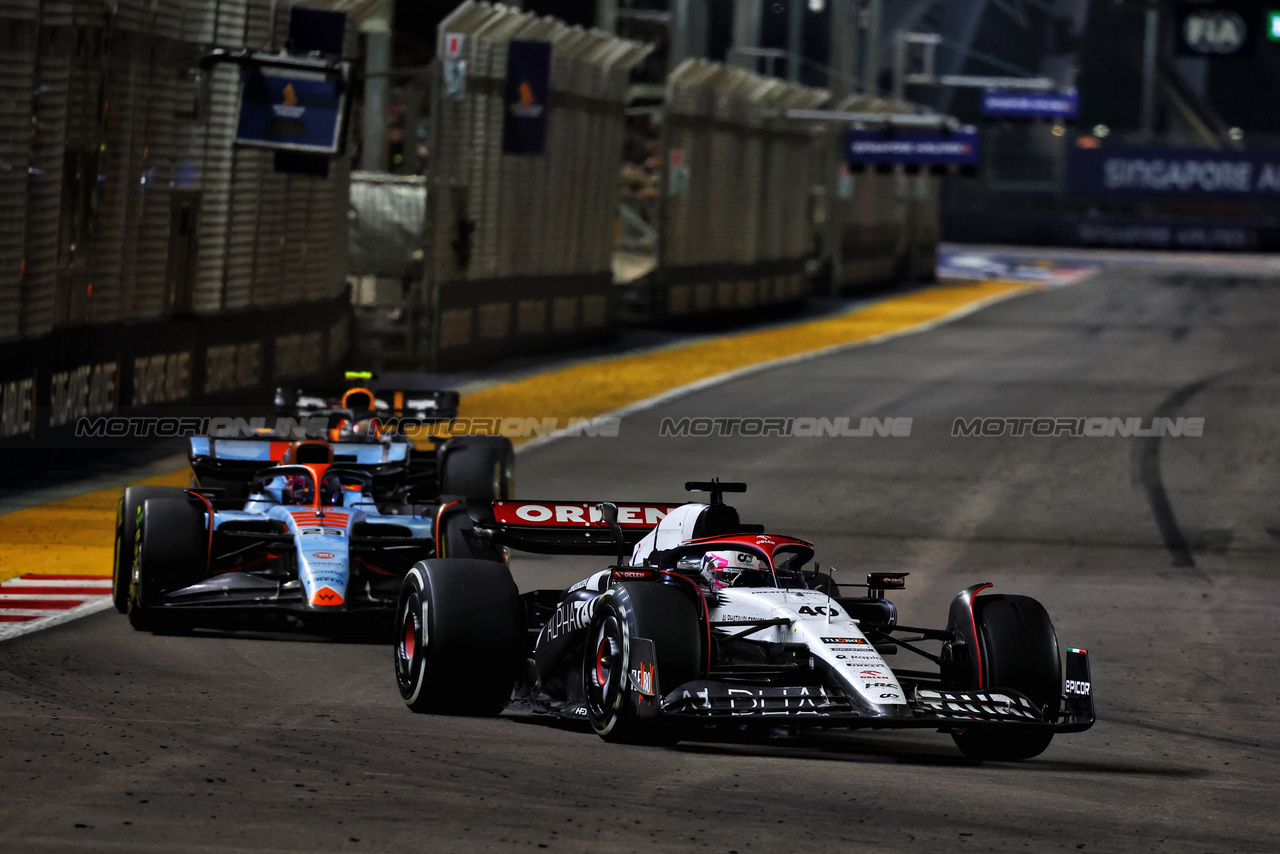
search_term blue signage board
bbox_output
[1067,146,1280,200]
[981,89,1078,119]
[502,40,552,156]
[844,129,980,167]
[235,67,346,154]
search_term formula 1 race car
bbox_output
[393,481,1095,760]
[189,383,514,505]
[111,439,493,635]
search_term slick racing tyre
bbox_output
[952,594,1062,761]
[440,437,515,501]
[584,582,703,745]
[127,497,207,633]
[113,486,187,613]
[395,559,523,715]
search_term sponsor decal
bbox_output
[822,637,867,645]
[630,663,656,697]
[544,597,599,641]
[1065,679,1091,696]
[672,684,837,713]
[312,552,336,560]
[310,586,344,606]
[493,501,680,528]
[798,605,840,617]
[611,569,655,581]
[755,536,775,545]
[859,670,886,678]
[862,682,898,689]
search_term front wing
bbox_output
[650,648,1095,733]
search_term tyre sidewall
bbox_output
[127,497,207,631]
[394,559,522,715]
[114,486,186,614]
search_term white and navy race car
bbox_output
[113,439,489,635]
[393,481,1094,760]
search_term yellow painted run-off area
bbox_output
[0,279,1035,585]
[454,280,1034,424]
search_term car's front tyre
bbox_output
[127,497,207,633]
[583,581,702,745]
[952,594,1062,761]
[395,559,523,715]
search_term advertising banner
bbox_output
[981,89,1078,120]
[502,40,552,156]
[1066,146,1280,200]
[844,129,980,167]
[236,67,346,154]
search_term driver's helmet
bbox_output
[318,475,344,506]
[699,550,762,589]
[351,418,381,441]
[328,419,353,442]
[283,474,315,505]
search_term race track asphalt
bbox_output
[2,260,1278,853]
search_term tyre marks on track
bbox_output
[0,575,112,641]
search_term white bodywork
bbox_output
[620,503,910,714]
[707,586,909,714]
[629,503,709,564]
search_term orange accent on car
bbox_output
[310,586,344,606]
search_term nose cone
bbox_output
[309,586,346,608]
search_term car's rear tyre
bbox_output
[584,582,703,745]
[113,486,187,613]
[395,559,523,715]
[127,497,207,633]
[440,437,515,501]
[952,594,1062,761]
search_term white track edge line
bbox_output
[0,598,114,642]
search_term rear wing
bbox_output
[466,500,685,555]
[276,387,460,422]
[190,437,410,465]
